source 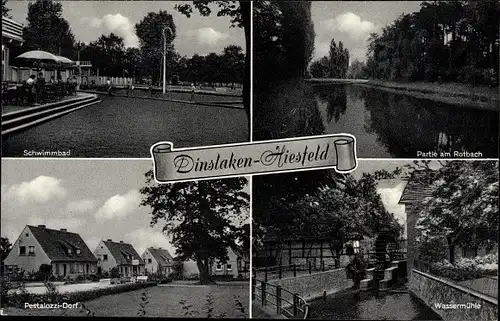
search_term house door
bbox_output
[86,264,89,274]
[63,264,67,276]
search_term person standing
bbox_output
[106,78,113,96]
[190,83,196,102]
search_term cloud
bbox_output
[127,228,176,257]
[28,216,83,232]
[94,189,141,220]
[314,41,330,59]
[80,14,139,47]
[186,27,229,47]
[66,199,97,213]
[319,12,376,40]
[4,176,67,204]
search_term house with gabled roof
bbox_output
[211,244,250,279]
[141,247,173,275]
[93,239,145,277]
[3,225,97,277]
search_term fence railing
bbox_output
[253,261,337,281]
[253,278,309,319]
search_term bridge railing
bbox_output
[252,278,309,319]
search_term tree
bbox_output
[175,1,251,125]
[2,0,10,18]
[140,172,249,284]
[222,45,245,87]
[81,33,127,77]
[22,0,75,57]
[135,10,177,85]
[0,237,12,262]
[414,161,498,264]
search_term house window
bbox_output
[148,259,152,263]
[91,265,95,273]
[70,263,75,273]
[103,254,108,261]
[55,264,60,275]
[28,246,35,255]
[68,248,72,255]
[25,233,29,237]
[76,249,81,255]
[216,264,222,271]
[19,246,26,256]
[226,264,232,271]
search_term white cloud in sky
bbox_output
[320,12,376,40]
[186,27,229,47]
[80,14,139,48]
[315,41,330,59]
[128,229,176,257]
[4,176,67,204]
[94,189,141,221]
[377,182,407,237]
[66,199,97,213]
[28,216,83,232]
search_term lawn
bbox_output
[2,282,250,318]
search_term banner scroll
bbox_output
[151,134,357,183]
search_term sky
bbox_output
[311,1,423,62]
[5,0,245,57]
[1,159,249,258]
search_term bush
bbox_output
[430,254,498,281]
[4,282,156,308]
[186,273,199,281]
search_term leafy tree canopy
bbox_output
[140,171,249,284]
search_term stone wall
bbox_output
[267,268,353,303]
[409,269,498,321]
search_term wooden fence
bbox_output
[253,278,309,319]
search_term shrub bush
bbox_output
[4,282,156,308]
[430,254,498,281]
[186,273,199,281]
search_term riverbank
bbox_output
[357,80,498,111]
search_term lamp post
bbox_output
[162,26,171,95]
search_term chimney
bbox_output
[60,228,67,232]
[107,239,112,242]
[38,225,46,228]
[119,241,123,243]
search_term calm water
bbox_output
[253,82,498,158]
[2,95,248,157]
[309,289,442,320]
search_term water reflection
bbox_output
[255,81,498,158]
[356,87,498,158]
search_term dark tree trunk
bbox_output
[240,1,251,140]
[196,259,214,284]
[447,237,455,264]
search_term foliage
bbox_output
[345,253,367,286]
[347,60,368,79]
[415,161,499,263]
[364,0,499,86]
[2,0,10,18]
[321,38,349,78]
[22,0,75,58]
[4,282,156,308]
[429,254,498,281]
[0,236,12,262]
[172,260,184,280]
[137,288,150,316]
[135,10,176,84]
[253,169,403,263]
[175,1,250,120]
[254,0,315,81]
[109,267,121,279]
[140,173,249,284]
[179,299,198,317]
